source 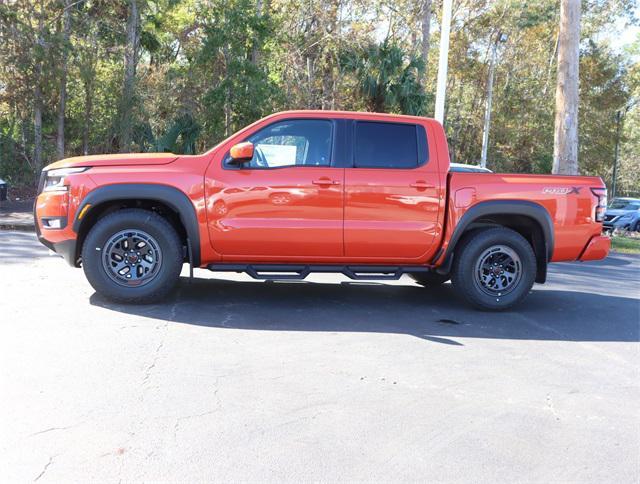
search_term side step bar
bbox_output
[207,264,433,281]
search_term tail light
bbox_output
[591,187,607,223]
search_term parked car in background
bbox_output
[603,197,640,232]
[449,163,493,173]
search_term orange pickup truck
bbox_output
[35,110,610,310]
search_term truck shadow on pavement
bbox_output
[90,274,640,345]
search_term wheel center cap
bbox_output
[128,254,139,264]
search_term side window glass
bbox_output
[241,119,333,168]
[354,121,419,169]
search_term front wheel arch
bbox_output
[73,184,200,267]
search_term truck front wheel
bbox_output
[451,227,536,310]
[81,208,183,303]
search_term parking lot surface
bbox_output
[1,230,639,482]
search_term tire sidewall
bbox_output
[453,229,536,310]
[82,210,182,302]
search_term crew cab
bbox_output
[35,111,610,310]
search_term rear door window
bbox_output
[354,121,422,169]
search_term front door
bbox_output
[207,119,344,259]
[344,120,441,261]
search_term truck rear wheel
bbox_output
[451,227,536,310]
[81,208,183,303]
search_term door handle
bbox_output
[312,178,340,186]
[410,181,434,190]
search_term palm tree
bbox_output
[342,40,427,115]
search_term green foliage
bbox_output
[611,233,640,254]
[341,40,427,115]
[134,113,201,153]
[198,0,282,141]
[0,0,638,195]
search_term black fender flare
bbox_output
[437,200,554,281]
[73,184,201,266]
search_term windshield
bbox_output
[609,199,640,210]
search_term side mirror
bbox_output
[229,142,254,164]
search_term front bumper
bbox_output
[38,235,77,266]
[34,201,78,267]
[579,235,611,261]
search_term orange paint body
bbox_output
[35,110,609,269]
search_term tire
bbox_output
[410,272,450,286]
[634,221,640,232]
[451,227,536,310]
[81,208,183,303]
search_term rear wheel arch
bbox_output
[438,201,553,283]
[73,184,200,267]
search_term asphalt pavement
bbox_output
[1,230,638,482]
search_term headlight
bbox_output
[43,167,89,192]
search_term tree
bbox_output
[0,0,637,192]
[56,0,72,159]
[420,0,432,84]
[553,0,581,175]
[341,40,427,115]
[120,0,141,152]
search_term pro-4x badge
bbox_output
[542,187,581,195]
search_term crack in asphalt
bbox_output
[173,410,220,440]
[141,292,182,387]
[28,425,74,437]
[33,455,55,482]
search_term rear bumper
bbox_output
[579,235,611,261]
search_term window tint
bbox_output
[354,121,418,168]
[241,119,332,168]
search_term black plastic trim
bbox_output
[37,237,77,267]
[41,216,67,230]
[437,199,555,269]
[72,184,201,266]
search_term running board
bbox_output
[206,264,433,281]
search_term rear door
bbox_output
[344,119,441,261]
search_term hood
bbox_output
[605,209,633,217]
[44,153,179,171]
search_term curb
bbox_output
[0,222,36,232]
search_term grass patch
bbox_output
[611,232,640,254]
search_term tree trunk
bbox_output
[34,2,44,170]
[552,0,580,175]
[56,0,71,160]
[223,43,232,137]
[82,77,93,155]
[251,0,263,65]
[120,0,140,153]
[306,56,315,108]
[420,0,432,83]
[34,80,43,170]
